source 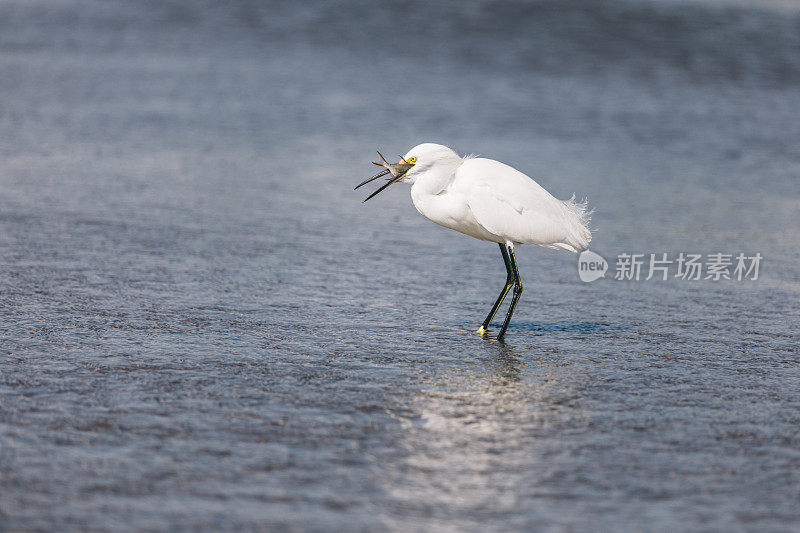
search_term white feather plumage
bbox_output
[403,143,592,252]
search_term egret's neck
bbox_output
[410,157,462,198]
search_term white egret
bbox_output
[355,143,592,340]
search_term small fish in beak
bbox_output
[374,150,415,178]
[355,150,415,202]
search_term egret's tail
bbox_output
[556,195,593,252]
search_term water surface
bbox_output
[1,0,799,530]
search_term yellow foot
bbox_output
[476,326,487,335]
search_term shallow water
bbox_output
[1,0,799,530]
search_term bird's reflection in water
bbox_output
[485,341,523,384]
[377,338,588,525]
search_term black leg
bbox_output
[497,244,523,341]
[478,243,515,335]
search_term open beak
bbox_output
[355,150,415,202]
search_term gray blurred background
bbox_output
[1,0,799,530]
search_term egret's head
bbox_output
[399,143,461,185]
[355,143,461,202]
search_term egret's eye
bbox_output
[409,156,417,163]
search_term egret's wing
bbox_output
[457,158,591,251]
[465,184,574,249]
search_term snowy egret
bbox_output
[355,143,592,340]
